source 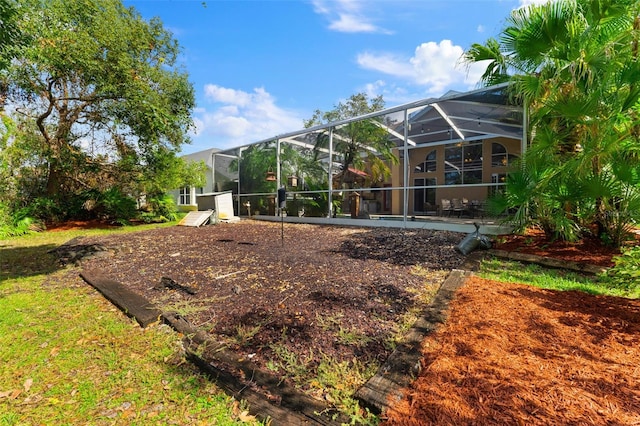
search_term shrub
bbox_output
[144,194,178,222]
[96,187,138,223]
[0,202,43,238]
[599,245,640,297]
[14,197,64,224]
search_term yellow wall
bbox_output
[390,137,521,215]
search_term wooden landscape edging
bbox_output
[354,269,472,414]
[488,249,608,275]
[161,312,350,426]
[80,270,350,425]
[79,266,477,424]
[79,270,161,327]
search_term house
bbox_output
[176,84,523,220]
[171,147,238,212]
[389,87,522,216]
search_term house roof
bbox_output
[181,148,219,168]
[196,84,523,167]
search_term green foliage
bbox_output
[0,227,257,424]
[467,0,640,246]
[480,257,638,298]
[305,93,398,189]
[599,246,640,297]
[95,187,138,223]
[142,148,206,198]
[14,197,64,223]
[231,143,278,195]
[143,193,178,223]
[1,0,196,223]
[0,0,23,70]
[268,343,310,381]
[0,216,36,238]
[313,356,379,425]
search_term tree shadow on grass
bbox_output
[0,243,61,282]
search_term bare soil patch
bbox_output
[52,220,640,423]
[64,221,465,399]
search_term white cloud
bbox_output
[357,52,414,79]
[329,14,378,33]
[357,40,487,97]
[204,85,252,107]
[190,85,304,150]
[519,0,552,6]
[477,24,485,33]
[312,0,391,34]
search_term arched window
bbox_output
[415,150,436,173]
[492,142,519,167]
[445,142,482,184]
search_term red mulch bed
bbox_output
[381,276,640,425]
[492,228,625,268]
[46,220,121,232]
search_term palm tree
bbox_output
[465,0,640,245]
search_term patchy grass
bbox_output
[312,356,379,426]
[478,257,638,298]
[0,224,261,425]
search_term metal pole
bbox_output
[211,152,216,193]
[403,108,409,227]
[237,149,241,216]
[328,128,334,218]
[276,139,281,217]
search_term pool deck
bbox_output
[248,214,512,235]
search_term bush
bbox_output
[0,202,43,238]
[14,197,64,224]
[598,245,640,297]
[144,194,178,222]
[97,187,138,223]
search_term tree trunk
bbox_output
[45,161,62,197]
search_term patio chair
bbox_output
[451,198,466,217]
[441,199,452,216]
[469,200,484,218]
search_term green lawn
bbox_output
[0,224,260,425]
[3,224,635,425]
[479,257,639,299]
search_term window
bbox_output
[490,173,507,196]
[413,178,437,212]
[415,150,437,173]
[179,186,191,205]
[445,142,482,185]
[492,142,519,167]
[383,184,391,211]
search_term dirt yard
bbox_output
[53,220,640,424]
[59,222,465,392]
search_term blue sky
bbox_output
[124,0,547,154]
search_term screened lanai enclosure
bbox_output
[198,84,524,223]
